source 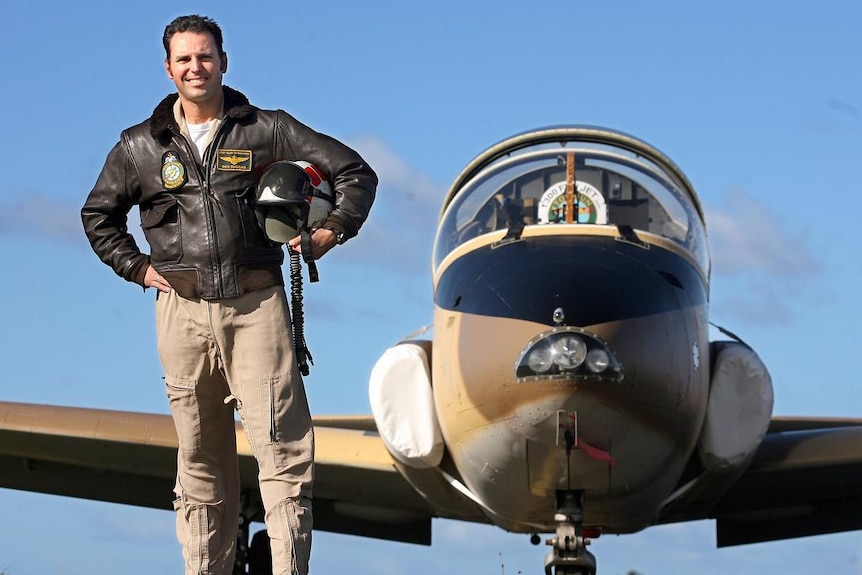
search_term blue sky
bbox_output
[1,1,860,573]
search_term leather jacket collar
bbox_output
[148,86,257,141]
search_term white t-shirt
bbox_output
[187,119,217,163]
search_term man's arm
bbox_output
[275,110,378,244]
[81,139,151,287]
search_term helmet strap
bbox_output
[299,226,319,283]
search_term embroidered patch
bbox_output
[161,151,187,190]
[217,149,252,172]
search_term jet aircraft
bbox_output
[1,126,861,575]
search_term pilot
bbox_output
[80,14,377,575]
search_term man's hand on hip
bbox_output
[145,265,173,292]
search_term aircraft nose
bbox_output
[436,234,705,327]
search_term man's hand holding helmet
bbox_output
[255,160,338,260]
[287,228,338,260]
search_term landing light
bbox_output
[514,327,623,383]
[586,349,610,373]
[527,341,554,373]
[552,334,587,369]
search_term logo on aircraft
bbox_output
[538,181,608,224]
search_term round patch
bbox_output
[537,180,608,224]
[161,151,187,190]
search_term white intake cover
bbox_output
[699,341,774,471]
[369,342,444,468]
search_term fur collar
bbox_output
[148,85,256,140]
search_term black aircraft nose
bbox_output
[435,234,705,326]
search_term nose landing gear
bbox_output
[544,490,597,575]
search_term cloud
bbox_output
[335,136,447,277]
[349,136,446,214]
[705,189,819,326]
[799,98,860,137]
[0,192,87,246]
[706,189,819,278]
[712,278,796,326]
[828,98,859,118]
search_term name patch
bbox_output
[217,149,252,171]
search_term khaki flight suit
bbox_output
[156,286,314,575]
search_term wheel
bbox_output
[531,533,542,545]
[247,529,272,575]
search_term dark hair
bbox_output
[163,15,225,59]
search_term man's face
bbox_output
[164,31,226,109]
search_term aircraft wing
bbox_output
[0,401,487,545]
[659,416,862,546]
[5,400,860,548]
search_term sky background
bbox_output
[1,1,861,573]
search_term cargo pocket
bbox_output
[141,196,182,263]
[264,373,313,471]
[165,375,201,452]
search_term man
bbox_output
[81,14,377,575]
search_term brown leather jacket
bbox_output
[82,86,377,300]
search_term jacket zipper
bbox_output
[202,132,222,298]
[176,121,231,298]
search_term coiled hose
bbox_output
[289,249,313,376]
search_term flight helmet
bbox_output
[255,161,334,244]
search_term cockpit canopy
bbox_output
[433,126,709,275]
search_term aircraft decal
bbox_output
[538,180,608,224]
